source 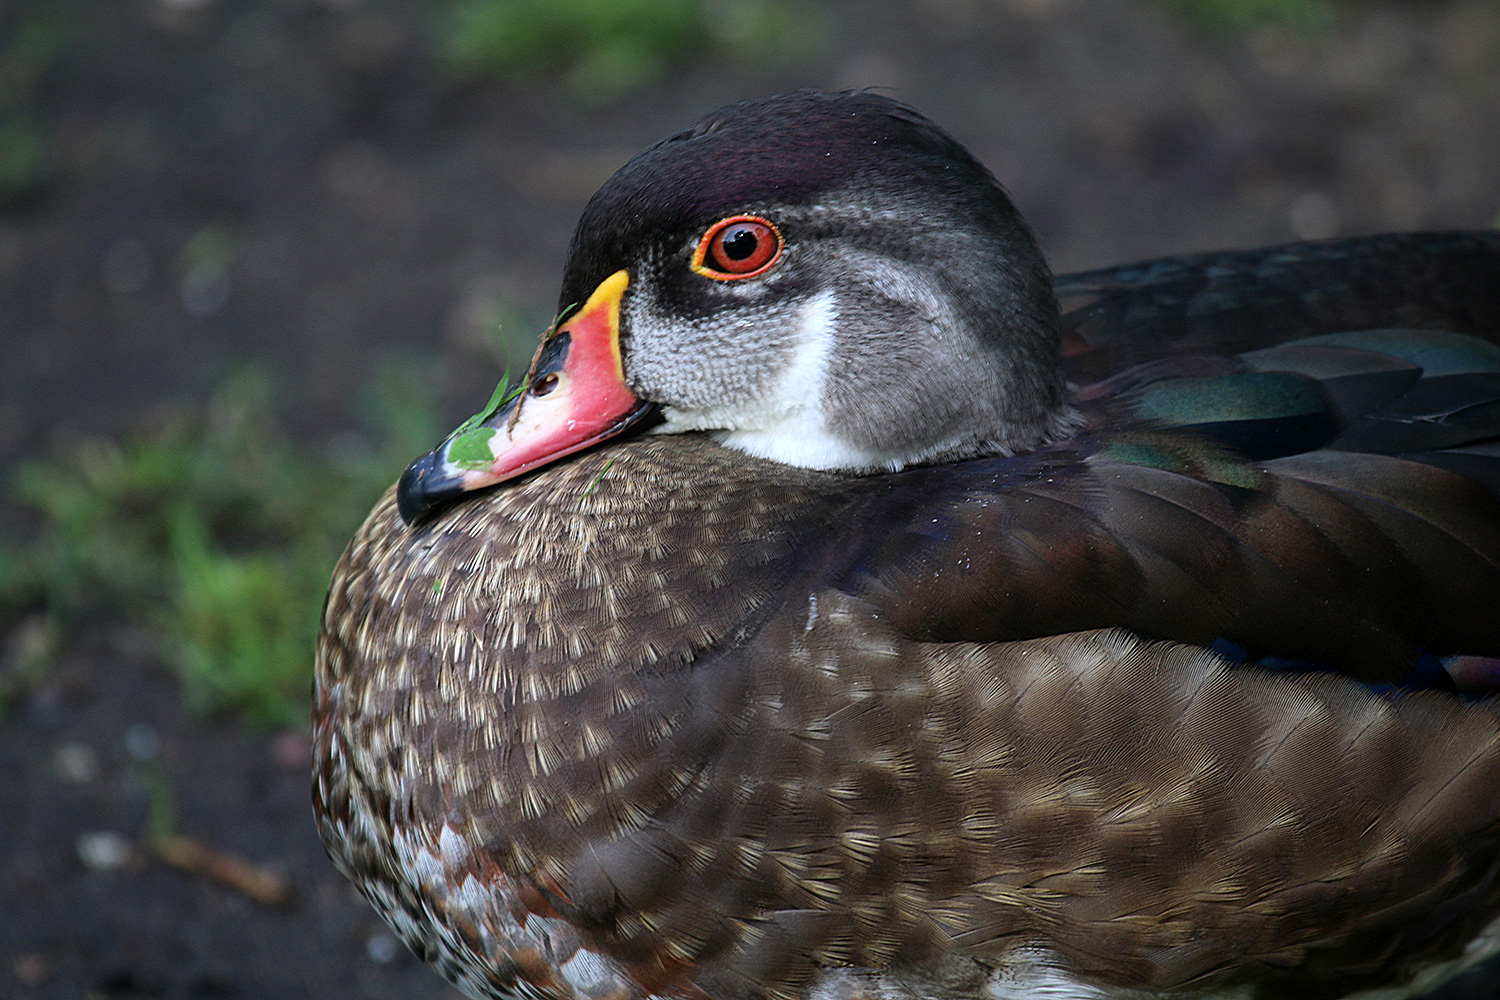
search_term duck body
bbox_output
[315,92,1500,1000]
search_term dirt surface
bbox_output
[3,0,1500,997]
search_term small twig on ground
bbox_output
[151,833,295,907]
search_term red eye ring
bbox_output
[691,215,783,280]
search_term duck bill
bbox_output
[396,270,653,524]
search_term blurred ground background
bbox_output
[1,0,1498,997]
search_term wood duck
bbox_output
[314,91,1500,1000]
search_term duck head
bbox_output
[398,90,1076,523]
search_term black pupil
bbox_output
[721,226,759,261]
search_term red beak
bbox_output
[397,270,654,523]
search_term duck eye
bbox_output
[531,372,560,396]
[692,215,783,280]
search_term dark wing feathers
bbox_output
[849,234,1500,686]
[1295,329,1500,455]
[1335,372,1500,453]
[1268,452,1500,655]
[1238,342,1423,428]
[851,450,1453,682]
[1086,329,1500,462]
[1056,231,1500,378]
[1410,441,1500,497]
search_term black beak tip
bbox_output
[396,450,459,526]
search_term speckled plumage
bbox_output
[318,430,1500,999]
[314,91,1500,1000]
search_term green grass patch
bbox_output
[438,0,812,99]
[0,367,440,727]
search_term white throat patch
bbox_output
[651,290,903,472]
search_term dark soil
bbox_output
[3,0,1499,997]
